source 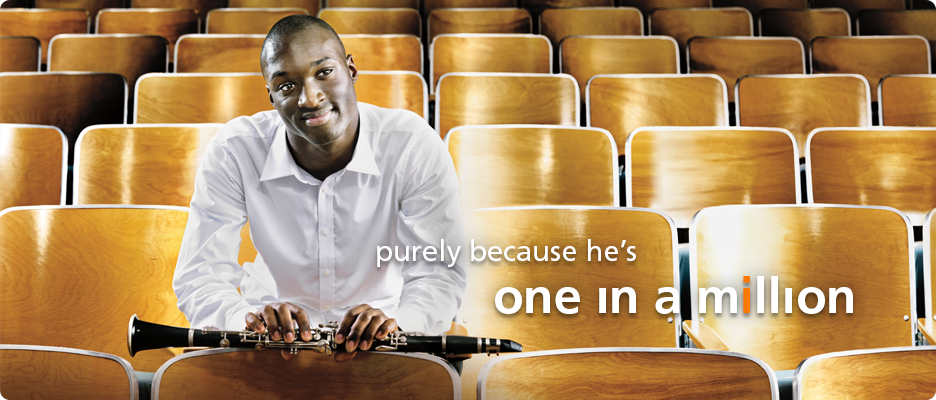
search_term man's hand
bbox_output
[245,302,313,360]
[333,304,398,362]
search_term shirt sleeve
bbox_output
[391,129,468,335]
[173,137,268,330]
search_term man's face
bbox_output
[263,28,358,146]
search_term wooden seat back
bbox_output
[132,0,224,16]
[356,71,428,118]
[0,206,191,372]
[341,34,422,73]
[479,349,777,400]
[540,8,642,59]
[174,34,264,73]
[561,36,679,99]
[229,0,320,14]
[811,36,931,99]
[689,204,916,371]
[619,0,709,17]
[423,0,517,21]
[0,36,40,72]
[0,9,89,64]
[522,0,612,17]
[435,72,578,137]
[430,34,551,91]
[759,8,850,55]
[857,10,936,70]
[687,36,804,102]
[879,75,936,127]
[812,0,904,22]
[0,345,137,400]
[447,125,618,209]
[711,0,806,19]
[649,7,753,72]
[206,8,308,34]
[806,127,936,225]
[588,74,728,154]
[36,0,122,30]
[794,347,936,399]
[48,34,169,90]
[153,348,458,399]
[96,8,198,56]
[736,74,871,155]
[327,0,418,7]
[0,124,66,210]
[627,127,799,228]
[427,8,531,43]
[319,8,421,36]
[135,72,272,123]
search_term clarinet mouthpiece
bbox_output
[500,339,523,353]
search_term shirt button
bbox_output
[324,269,331,277]
[324,305,331,310]
[322,184,329,193]
[323,228,330,236]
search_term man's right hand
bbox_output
[245,302,313,360]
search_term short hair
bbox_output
[261,15,346,71]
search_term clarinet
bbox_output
[128,315,522,356]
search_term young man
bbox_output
[173,15,466,361]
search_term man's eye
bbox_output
[279,82,294,91]
[319,69,333,77]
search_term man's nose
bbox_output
[298,81,325,108]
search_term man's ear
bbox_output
[346,54,358,83]
[267,88,273,105]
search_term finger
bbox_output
[360,311,387,351]
[277,303,296,343]
[260,305,281,341]
[293,305,312,342]
[245,312,265,333]
[280,349,294,361]
[336,304,372,344]
[346,310,375,353]
[375,318,398,340]
[334,351,357,363]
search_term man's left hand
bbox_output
[333,304,398,362]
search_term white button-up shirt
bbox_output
[174,103,467,335]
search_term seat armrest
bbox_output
[682,320,730,351]
[919,318,934,345]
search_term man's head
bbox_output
[261,16,358,147]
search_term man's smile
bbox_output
[301,108,333,126]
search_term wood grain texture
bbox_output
[356,71,426,117]
[811,36,930,99]
[156,350,456,399]
[132,0,224,15]
[522,0,612,14]
[812,0,904,20]
[693,205,914,371]
[541,8,641,48]
[320,8,420,36]
[135,73,272,123]
[35,0,123,28]
[341,34,422,73]
[0,125,64,210]
[619,0,710,16]
[327,0,418,8]
[436,73,577,137]
[759,9,850,51]
[880,75,936,127]
[0,36,40,72]
[0,72,127,156]
[427,8,531,43]
[448,126,616,209]
[711,0,806,17]
[423,0,517,20]
[206,8,308,34]
[682,320,729,350]
[0,9,88,64]
[0,348,133,400]
[649,8,752,72]
[0,207,191,372]
[49,34,169,90]
[482,351,773,399]
[461,208,678,400]
[807,128,936,225]
[96,9,199,56]
[930,214,935,328]
[431,34,550,90]
[229,0,320,14]
[858,10,936,70]
[588,75,727,154]
[688,37,804,102]
[736,75,870,155]
[921,319,935,344]
[562,36,678,99]
[797,349,936,399]
[628,127,798,228]
[174,34,264,73]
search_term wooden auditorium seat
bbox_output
[759,8,850,57]
[687,36,805,102]
[478,348,778,400]
[924,209,936,344]
[435,72,578,137]
[619,0,709,19]
[711,0,807,19]
[0,36,40,72]
[879,75,936,127]
[205,8,308,34]
[0,124,67,211]
[812,0,905,23]
[152,348,459,399]
[735,74,871,155]
[806,127,936,226]
[427,8,531,43]
[539,7,643,50]
[423,0,517,22]
[0,206,191,373]
[134,72,272,123]
[48,33,169,91]
[587,74,729,155]
[793,347,936,399]
[0,8,89,64]
[683,204,917,371]
[430,34,551,92]
[522,0,612,18]
[341,34,422,73]
[446,125,618,209]
[857,10,936,70]
[35,0,123,29]
[228,0,320,15]
[174,34,264,72]
[460,206,679,399]
[560,36,679,98]
[626,127,800,228]
[810,36,931,99]
[319,8,421,36]
[649,7,753,72]
[326,0,418,8]
[95,8,199,56]
[131,0,224,16]
[356,71,428,119]
[0,345,138,400]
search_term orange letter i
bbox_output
[743,276,751,314]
